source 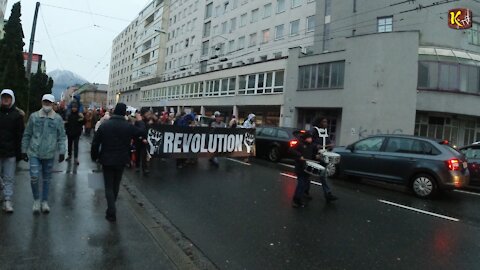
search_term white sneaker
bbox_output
[32,200,41,214]
[41,201,50,213]
[3,201,13,213]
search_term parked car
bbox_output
[255,127,301,162]
[333,135,470,198]
[458,143,480,186]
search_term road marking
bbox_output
[280,173,323,186]
[280,173,296,179]
[454,189,480,196]
[378,199,459,222]
[226,158,251,166]
[279,163,295,168]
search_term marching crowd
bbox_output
[1,87,335,221]
[0,88,258,222]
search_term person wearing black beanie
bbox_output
[113,103,127,116]
[91,103,145,222]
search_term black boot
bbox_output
[292,199,305,208]
[325,193,338,203]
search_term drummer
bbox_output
[311,116,333,151]
[290,131,338,208]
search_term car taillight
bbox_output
[446,159,461,171]
[289,140,298,148]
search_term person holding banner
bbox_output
[289,131,337,208]
[91,103,146,222]
[209,111,227,167]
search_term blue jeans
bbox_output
[29,157,54,201]
[0,157,16,201]
[294,172,309,202]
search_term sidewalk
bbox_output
[0,137,178,270]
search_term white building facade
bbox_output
[140,0,318,124]
[108,19,139,106]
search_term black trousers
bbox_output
[67,135,80,158]
[103,165,124,216]
[135,142,149,171]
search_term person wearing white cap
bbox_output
[22,94,67,214]
[0,89,25,213]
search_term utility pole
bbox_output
[26,2,40,115]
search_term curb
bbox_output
[121,175,218,270]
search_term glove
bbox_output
[58,154,65,163]
[21,153,29,162]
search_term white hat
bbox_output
[214,111,221,116]
[42,94,55,103]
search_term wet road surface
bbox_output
[0,137,176,270]
[127,157,480,270]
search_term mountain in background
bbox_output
[47,70,89,100]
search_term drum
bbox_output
[304,160,325,177]
[318,150,341,165]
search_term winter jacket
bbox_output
[289,140,316,175]
[242,114,256,128]
[0,90,25,159]
[65,112,85,137]
[91,115,146,166]
[22,109,67,160]
[310,126,332,150]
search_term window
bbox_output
[238,70,285,95]
[221,22,228,34]
[418,60,480,93]
[298,61,345,90]
[378,16,393,33]
[290,20,300,36]
[230,18,237,32]
[260,128,276,137]
[264,4,272,18]
[203,21,211,37]
[238,36,245,49]
[205,3,213,19]
[307,15,315,32]
[249,33,257,47]
[240,13,247,27]
[275,24,285,40]
[277,0,286,13]
[251,9,259,23]
[262,29,270,44]
[201,41,209,56]
[354,137,385,152]
[468,23,480,46]
[292,0,302,8]
[228,40,235,52]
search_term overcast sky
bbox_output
[5,0,152,84]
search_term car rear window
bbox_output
[461,147,480,159]
[277,130,290,139]
[441,145,462,156]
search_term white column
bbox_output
[200,106,206,115]
[232,105,238,118]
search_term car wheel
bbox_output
[411,174,437,198]
[326,163,338,178]
[268,146,281,162]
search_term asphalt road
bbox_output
[127,157,480,270]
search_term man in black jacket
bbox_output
[0,89,25,213]
[91,103,146,222]
[290,131,337,208]
[65,101,84,165]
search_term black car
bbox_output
[333,135,470,198]
[255,127,300,162]
[459,143,480,186]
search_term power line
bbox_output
[41,3,132,22]
[39,9,64,70]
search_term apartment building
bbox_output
[140,0,317,123]
[108,19,138,106]
[0,0,7,39]
[283,0,480,146]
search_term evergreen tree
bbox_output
[0,2,28,110]
[29,70,54,113]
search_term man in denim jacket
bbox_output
[22,94,66,214]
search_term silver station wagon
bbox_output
[334,135,470,198]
